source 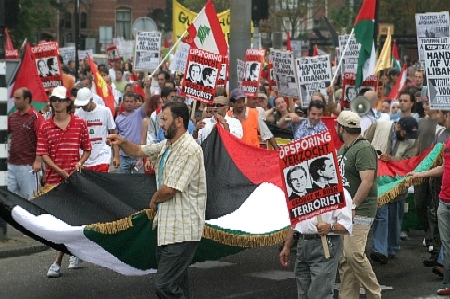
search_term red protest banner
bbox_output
[241,49,265,97]
[181,48,222,104]
[279,131,345,226]
[106,44,121,66]
[31,42,63,91]
[341,72,378,109]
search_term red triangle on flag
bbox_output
[286,32,292,51]
[312,44,319,56]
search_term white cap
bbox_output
[74,87,92,107]
[50,86,68,99]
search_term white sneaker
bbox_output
[68,256,81,269]
[423,238,427,247]
[400,231,408,240]
[47,262,61,278]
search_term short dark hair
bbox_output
[309,157,330,181]
[358,87,372,96]
[286,165,307,189]
[123,91,136,100]
[202,67,214,80]
[308,100,325,111]
[250,63,259,73]
[399,90,416,103]
[115,69,124,75]
[158,70,171,81]
[21,88,32,103]
[163,101,189,129]
[164,81,176,89]
[161,87,176,98]
[47,57,56,68]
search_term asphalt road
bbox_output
[0,231,445,299]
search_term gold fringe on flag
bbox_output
[202,225,289,248]
[377,146,444,207]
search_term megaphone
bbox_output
[350,96,371,116]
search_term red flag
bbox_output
[386,63,407,100]
[9,43,48,112]
[312,44,319,57]
[87,55,116,117]
[286,32,292,51]
[164,37,170,49]
[5,28,18,59]
[133,84,145,100]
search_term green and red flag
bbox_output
[392,40,401,70]
[353,0,377,88]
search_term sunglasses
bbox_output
[50,97,69,103]
[207,103,225,108]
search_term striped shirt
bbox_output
[142,132,207,246]
[36,114,92,185]
[8,107,43,166]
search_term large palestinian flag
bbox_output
[0,125,444,275]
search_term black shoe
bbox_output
[423,258,439,267]
[370,252,388,264]
[388,254,396,259]
[432,266,444,278]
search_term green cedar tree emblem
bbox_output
[197,25,211,45]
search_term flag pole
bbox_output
[331,28,354,85]
[150,11,203,77]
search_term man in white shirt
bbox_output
[74,87,120,172]
[194,96,243,144]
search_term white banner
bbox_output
[78,49,93,60]
[169,42,190,73]
[296,55,332,107]
[270,49,299,98]
[59,47,75,65]
[415,12,450,63]
[338,34,360,74]
[133,31,161,71]
[424,43,450,110]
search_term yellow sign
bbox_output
[173,0,234,44]
[378,23,394,36]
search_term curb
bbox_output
[0,241,49,259]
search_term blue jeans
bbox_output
[118,156,144,174]
[438,200,450,288]
[7,164,40,199]
[438,246,445,266]
[295,235,342,299]
[372,199,405,257]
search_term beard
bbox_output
[395,130,406,141]
[164,121,177,139]
[338,131,344,143]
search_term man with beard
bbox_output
[194,96,242,144]
[107,102,206,299]
[336,111,381,299]
[364,116,419,264]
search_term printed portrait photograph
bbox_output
[307,154,338,193]
[284,163,310,201]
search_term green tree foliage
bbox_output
[7,0,64,46]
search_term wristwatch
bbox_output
[351,202,357,210]
[331,224,336,232]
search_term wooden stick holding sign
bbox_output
[288,98,295,113]
[317,214,330,258]
[191,100,198,120]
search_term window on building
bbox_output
[64,11,71,28]
[80,12,87,29]
[116,9,131,39]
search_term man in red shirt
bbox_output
[36,86,91,278]
[8,87,43,199]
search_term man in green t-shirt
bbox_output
[335,111,381,299]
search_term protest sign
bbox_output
[106,44,121,66]
[169,42,190,73]
[78,49,93,60]
[113,38,134,61]
[279,131,345,225]
[217,55,229,88]
[31,42,63,91]
[59,47,75,65]
[133,31,161,71]
[341,72,378,109]
[237,59,244,90]
[181,48,222,103]
[267,57,277,92]
[296,55,332,106]
[270,49,299,98]
[241,49,265,97]
[338,34,360,74]
[415,12,450,63]
[424,43,450,109]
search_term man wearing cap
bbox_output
[36,86,92,278]
[194,96,242,145]
[336,111,382,299]
[228,88,279,149]
[364,116,420,264]
[74,87,120,172]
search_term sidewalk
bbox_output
[0,225,48,259]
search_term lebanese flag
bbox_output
[87,55,115,117]
[353,0,377,88]
[312,44,319,56]
[392,40,401,70]
[286,32,292,51]
[386,63,407,100]
[8,43,48,114]
[5,28,18,59]
[182,0,228,55]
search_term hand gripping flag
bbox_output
[181,0,228,55]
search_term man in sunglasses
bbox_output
[194,96,242,144]
[36,86,92,278]
[277,100,328,140]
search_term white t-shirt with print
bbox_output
[75,104,116,167]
